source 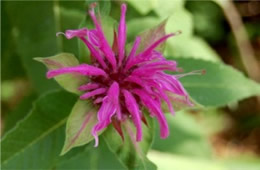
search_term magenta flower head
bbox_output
[44,4,194,147]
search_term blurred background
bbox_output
[1,0,260,169]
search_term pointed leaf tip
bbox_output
[36,53,88,94]
[61,100,100,155]
[172,57,260,106]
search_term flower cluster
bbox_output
[47,4,193,146]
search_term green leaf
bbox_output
[61,100,99,155]
[1,93,122,170]
[3,93,37,134]
[34,53,88,94]
[1,90,77,168]
[57,138,126,170]
[2,123,93,169]
[103,112,157,170]
[171,58,260,107]
[34,53,87,94]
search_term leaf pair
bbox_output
[35,54,99,155]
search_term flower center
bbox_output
[109,69,126,83]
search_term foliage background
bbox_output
[1,0,260,169]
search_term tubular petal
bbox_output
[133,89,169,138]
[123,89,142,141]
[80,88,107,100]
[94,97,104,104]
[140,34,173,58]
[92,82,120,146]
[46,64,108,78]
[118,4,127,66]
[78,83,100,91]
[125,36,141,70]
[157,73,187,96]
[94,97,103,104]
[89,9,117,70]
[87,29,100,47]
[156,72,192,105]
[175,69,206,79]
[116,104,122,120]
[45,3,195,148]
[130,60,177,77]
[58,28,88,39]
[139,78,175,115]
[152,83,175,115]
[80,37,107,69]
[127,34,174,69]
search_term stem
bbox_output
[53,0,63,52]
[217,0,260,82]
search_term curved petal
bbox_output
[87,29,100,47]
[89,9,117,70]
[78,83,100,91]
[57,28,107,69]
[80,37,107,69]
[123,89,142,141]
[133,89,169,138]
[47,64,107,78]
[91,82,120,146]
[126,34,174,69]
[56,28,88,39]
[125,36,141,70]
[156,72,192,106]
[80,88,107,100]
[130,60,177,77]
[147,80,175,115]
[118,4,127,66]
[94,97,104,104]
[140,34,173,58]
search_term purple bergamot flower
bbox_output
[46,3,194,147]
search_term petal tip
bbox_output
[160,132,169,139]
[56,32,65,37]
[121,3,127,11]
[46,72,54,79]
[92,130,99,147]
